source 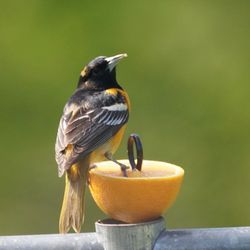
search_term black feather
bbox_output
[55,89,129,176]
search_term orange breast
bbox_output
[89,125,127,164]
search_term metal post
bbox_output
[95,217,165,250]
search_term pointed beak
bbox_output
[105,53,128,72]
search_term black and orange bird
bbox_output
[55,54,129,233]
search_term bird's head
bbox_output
[78,53,127,90]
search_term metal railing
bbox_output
[1,218,250,250]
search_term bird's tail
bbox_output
[59,159,89,234]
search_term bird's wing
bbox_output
[55,89,129,177]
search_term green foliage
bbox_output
[1,0,250,234]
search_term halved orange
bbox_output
[88,160,184,223]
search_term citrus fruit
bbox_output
[88,160,184,223]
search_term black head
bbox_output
[78,53,127,90]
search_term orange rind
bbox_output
[88,160,184,223]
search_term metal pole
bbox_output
[1,223,250,249]
[154,227,250,250]
[0,232,103,250]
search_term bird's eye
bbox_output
[92,67,99,75]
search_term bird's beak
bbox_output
[106,53,128,72]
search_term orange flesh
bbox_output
[94,168,176,178]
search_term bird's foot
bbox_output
[104,152,129,177]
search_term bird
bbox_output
[55,53,130,234]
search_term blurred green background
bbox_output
[1,0,250,235]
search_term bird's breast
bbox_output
[89,125,127,164]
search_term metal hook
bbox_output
[127,134,143,171]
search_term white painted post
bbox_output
[95,217,165,250]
